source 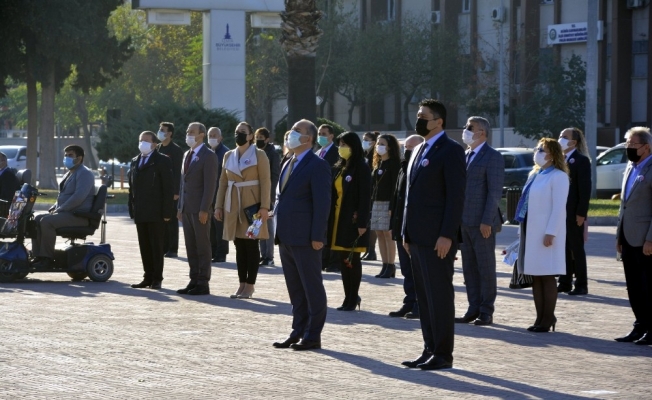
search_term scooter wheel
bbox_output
[0,260,17,283]
[67,272,88,281]
[86,254,113,282]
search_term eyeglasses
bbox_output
[626,141,644,147]
[536,147,547,153]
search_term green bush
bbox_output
[273,115,346,144]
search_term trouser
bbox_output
[210,216,229,258]
[136,221,165,282]
[460,225,497,316]
[234,238,260,284]
[621,229,652,331]
[396,238,418,311]
[181,212,212,286]
[559,220,588,289]
[163,199,179,254]
[32,212,89,259]
[259,217,275,260]
[338,250,362,308]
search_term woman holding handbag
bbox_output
[215,121,271,299]
[326,131,371,311]
[515,138,569,332]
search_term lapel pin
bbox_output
[345,175,352,182]
[421,159,429,167]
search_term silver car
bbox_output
[596,143,627,198]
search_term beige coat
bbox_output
[215,145,271,240]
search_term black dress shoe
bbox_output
[32,257,54,269]
[176,284,196,294]
[164,252,178,258]
[361,252,376,261]
[212,256,226,263]
[273,337,300,348]
[568,287,588,296]
[454,312,479,323]
[150,281,162,289]
[634,332,652,345]
[401,351,432,368]
[404,311,420,320]
[417,356,453,371]
[131,281,152,289]
[474,313,493,326]
[389,305,411,318]
[187,285,210,295]
[557,284,572,293]
[290,339,321,351]
[614,329,645,342]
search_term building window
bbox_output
[462,0,471,13]
[370,0,395,22]
[632,40,648,78]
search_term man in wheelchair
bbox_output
[31,145,95,269]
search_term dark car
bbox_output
[497,148,534,192]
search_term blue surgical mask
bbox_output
[288,130,304,149]
[157,130,167,141]
[63,156,76,169]
[317,136,329,147]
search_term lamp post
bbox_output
[498,0,505,148]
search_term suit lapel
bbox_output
[411,133,447,184]
[627,162,651,201]
[186,146,205,174]
[467,146,487,170]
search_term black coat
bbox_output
[0,169,20,202]
[320,144,340,167]
[566,150,591,222]
[128,151,175,223]
[389,160,408,241]
[327,158,371,249]
[157,141,184,197]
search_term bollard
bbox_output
[505,187,523,224]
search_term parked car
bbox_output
[596,143,627,198]
[0,145,27,171]
[497,148,535,192]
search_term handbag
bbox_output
[243,203,261,225]
[509,260,533,289]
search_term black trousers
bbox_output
[559,220,588,289]
[163,200,179,254]
[396,239,417,310]
[620,229,652,331]
[337,250,362,307]
[136,221,165,282]
[234,238,260,284]
[210,216,229,258]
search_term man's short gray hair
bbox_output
[467,116,491,137]
[625,126,652,146]
[298,119,318,144]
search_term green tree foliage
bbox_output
[513,54,586,139]
[95,100,239,163]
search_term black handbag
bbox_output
[509,260,533,289]
[243,203,261,225]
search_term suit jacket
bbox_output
[157,141,184,197]
[617,158,652,247]
[403,132,466,246]
[212,142,230,205]
[316,144,339,168]
[54,164,95,213]
[128,151,174,223]
[0,168,20,202]
[263,143,281,209]
[390,159,408,241]
[178,144,218,214]
[274,150,331,246]
[327,158,371,248]
[462,143,504,228]
[566,150,591,222]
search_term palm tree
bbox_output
[280,0,323,127]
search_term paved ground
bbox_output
[0,214,650,399]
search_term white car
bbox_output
[0,145,28,171]
[596,143,627,198]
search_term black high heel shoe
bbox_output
[378,263,396,278]
[531,317,557,332]
[527,319,542,331]
[338,296,361,311]
[375,263,388,278]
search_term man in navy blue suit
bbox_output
[272,119,332,351]
[401,99,466,370]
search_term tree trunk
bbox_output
[38,64,58,189]
[26,72,38,184]
[287,55,317,126]
[74,92,98,169]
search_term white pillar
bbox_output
[203,10,246,120]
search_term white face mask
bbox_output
[362,141,372,151]
[376,145,387,156]
[157,130,167,141]
[534,151,548,167]
[462,129,475,145]
[558,138,570,151]
[287,130,304,149]
[139,141,153,155]
[185,136,196,147]
[284,140,290,149]
[208,138,219,148]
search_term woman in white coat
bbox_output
[514,138,569,332]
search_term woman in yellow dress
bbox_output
[326,132,372,311]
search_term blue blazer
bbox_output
[274,150,332,246]
[402,132,466,246]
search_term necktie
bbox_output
[319,149,326,158]
[280,157,297,191]
[139,155,149,168]
[184,150,194,173]
[466,150,475,167]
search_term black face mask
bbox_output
[404,150,413,162]
[256,139,266,149]
[235,132,249,147]
[415,118,431,137]
[627,147,642,163]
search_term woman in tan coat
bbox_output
[215,122,271,299]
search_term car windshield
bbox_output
[597,148,625,165]
[0,148,18,158]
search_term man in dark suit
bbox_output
[557,127,592,295]
[176,122,219,296]
[157,121,184,258]
[129,131,174,289]
[615,127,652,346]
[456,116,504,326]
[272,119,331,351]
[401,99,465,370]
[388,135,423,319]
[0,152,20,203]
[255,127,281,267]
[208,127,230,263]
[316,124,341,272]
